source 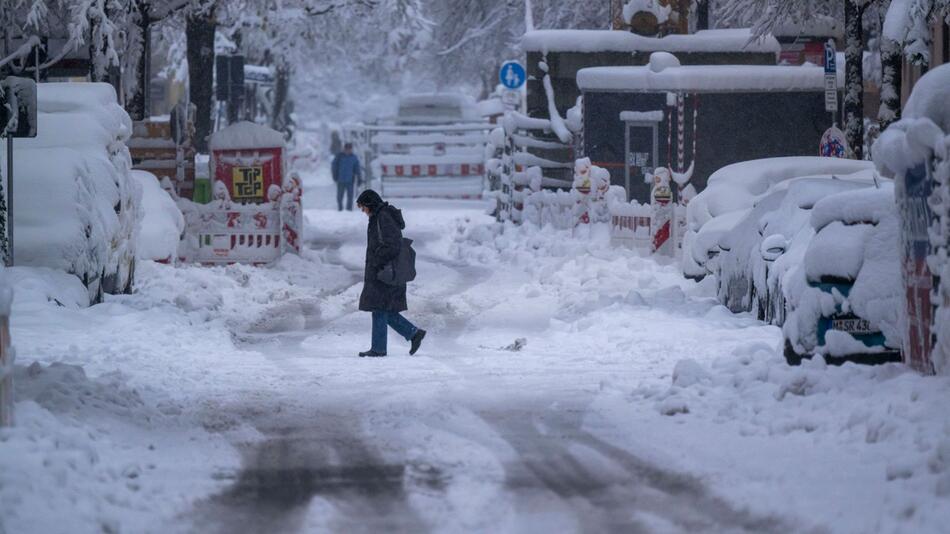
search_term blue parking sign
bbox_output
[499,61,526,90]
[824,40,836,74]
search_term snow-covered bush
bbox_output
[132,171,184,263]
[1,83,140,303]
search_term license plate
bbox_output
[832,317,875,335]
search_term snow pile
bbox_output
[624,347,950,533]
[1,83,141,303]
[132,171,184,263]
[783,184,902,357]
[623,0,671,25]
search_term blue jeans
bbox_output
[337,181,355,211]
[371,311,418,353]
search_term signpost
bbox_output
[823,40,838,113]
[499,61,526,111]
[0,76,38,267]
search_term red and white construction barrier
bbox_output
[179,175,302,265]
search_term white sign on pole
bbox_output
[824,40,838,113]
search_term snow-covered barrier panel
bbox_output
[177,122,301,265]
[873,63,950,375]
[368,121,492,199]
[1,83,140,303]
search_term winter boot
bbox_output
[359,350,386,357]
[409,329,426,355]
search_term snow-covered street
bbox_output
[2,166,948,534]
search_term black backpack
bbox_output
[376,218,416,286]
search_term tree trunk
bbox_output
[697,1,709,31]
[844,0,866,159]
[271,64,291,133]
[127,5,151,121]
[187,9,216,153]
[879,36,902,130]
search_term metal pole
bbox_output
[6,136,11,267]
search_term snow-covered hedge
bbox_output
[0,83,140,303]
[874,63,950,374]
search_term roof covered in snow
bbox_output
[210,121,286,150]
[521,29,780,55]
[578,63,843,93]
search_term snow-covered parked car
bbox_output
[1,83,140,303]
[685,157,874,279]
[395,93,480,125]
[132,170,184,263]
[717,171,881,320]
[782,183,903,365]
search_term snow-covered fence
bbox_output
[609,199,653,248]
[0,281,12,426]
[177,176,301,265]
[495,110,574,222]
[367,123,493,199]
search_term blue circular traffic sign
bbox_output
[499,61,526,90]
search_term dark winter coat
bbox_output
[358,194,408,313]
[331,153,361,185]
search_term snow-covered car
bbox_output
[782,183,903,365]
[132,170,184,263]
[717,171,881,320]
[2,83,140,303]
[395,93,480,125]
[685,157,874,279]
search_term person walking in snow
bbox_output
[356,189,426,357]
[331,142,361,211]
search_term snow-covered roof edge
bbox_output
[210,121,286,150]
[521,29,780,55]
[577,64,844,93]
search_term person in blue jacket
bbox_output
[331,142,362,211]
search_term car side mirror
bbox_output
[760,235,788,262]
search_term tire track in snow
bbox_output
[480,405,795,533]
[187,409,432,534]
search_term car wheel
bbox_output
[123,258,136,294]
[784,339,803,366]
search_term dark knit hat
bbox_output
[356,189,385,211]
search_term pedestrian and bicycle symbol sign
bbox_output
[499,61,526,90]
